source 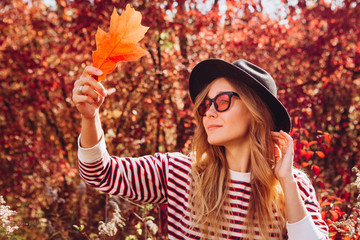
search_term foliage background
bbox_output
[1,0,359,239]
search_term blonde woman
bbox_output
[73,59,329,239]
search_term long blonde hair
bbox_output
[189,78,286,239]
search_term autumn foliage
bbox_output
[93,4,149,81]
[1,0,359,239]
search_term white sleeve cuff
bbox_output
[286,214,324,240]
[77,132,107,163]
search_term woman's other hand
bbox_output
[271,130,295,182]
[72,66,107,119]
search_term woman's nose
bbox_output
[205,103,217,118]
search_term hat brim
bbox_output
[189,59,291,133]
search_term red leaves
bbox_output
[92,4,149,81]
[2,0,359,239]
[315,151,325,158]
[329,205,344,222]
[320,202,332,208]
[321,211,327,220]
[300,149,314,160]
[301,162,310,167]
[312,165,321,176]
[317,181,325,189]
[329,210,340,221]
[298,138,326,162]
[301,139,317,148]
[323,133,331,144]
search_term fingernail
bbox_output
[97,69,103,75]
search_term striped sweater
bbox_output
[78,135,329,239]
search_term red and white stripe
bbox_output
[78,151,329,239]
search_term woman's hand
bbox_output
[72,66,107,119]
[271,130,295,182]
[272,131,309,224]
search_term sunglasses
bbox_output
[198,91,240,116]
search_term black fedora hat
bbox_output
[188,59,291,133]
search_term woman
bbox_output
[73,59,329,239]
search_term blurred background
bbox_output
[0,0,359,239]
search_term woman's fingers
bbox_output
[271,131,286,147]
[74,76,106,97]
[279,131,294,147]
[272,131,295,180]
[79,84,100,100]
[280,130,293,143]
[271,131,294,157]
[272,131,292,143]
[81,66,103,78]
[73,94,96,105]
[72,68,105,106]
[71,65,107,119]
[75,66,106,96]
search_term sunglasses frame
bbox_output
[198,91,240,116]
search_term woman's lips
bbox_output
[207,124,222,131]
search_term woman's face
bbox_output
[202,78,252,147]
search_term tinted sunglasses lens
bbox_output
[198,99,210,116]
[215,93,231,111]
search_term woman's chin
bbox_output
[207,137,225,146]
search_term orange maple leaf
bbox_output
[92,4,149,81]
